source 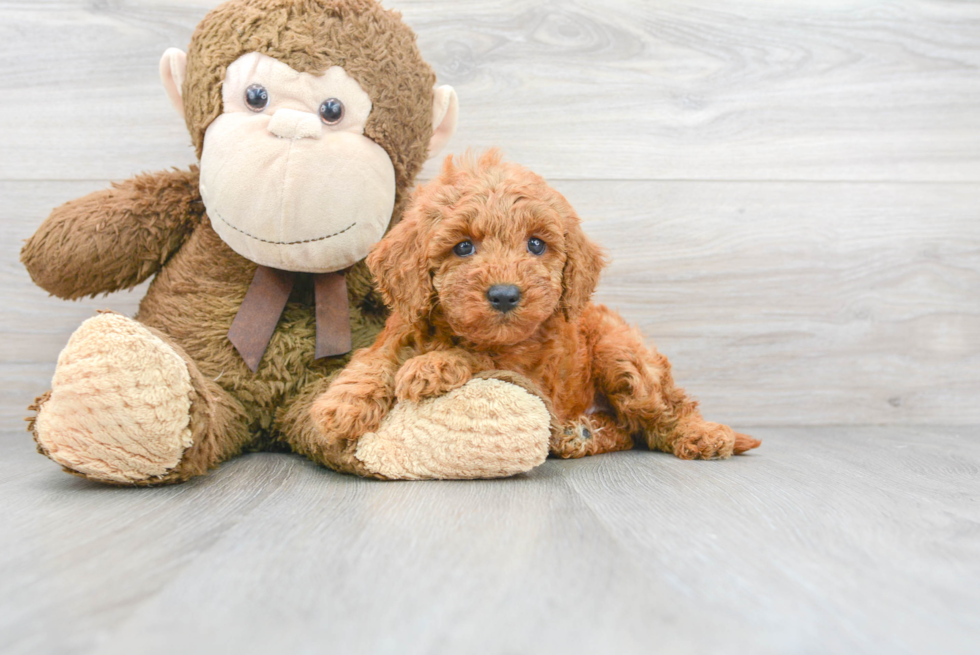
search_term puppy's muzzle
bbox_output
[487,284,521,313]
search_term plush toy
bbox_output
[312,151,761,464]
[21,0,552,484]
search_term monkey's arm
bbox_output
[21,167,204,299]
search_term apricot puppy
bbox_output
[312,150,760,462]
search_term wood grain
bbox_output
[0,426,977,654]
[1,1,979,181]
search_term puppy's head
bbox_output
[368,150,605,346]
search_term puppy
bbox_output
[312,150,760,461]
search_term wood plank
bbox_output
[2,0,979,182]
[0,426,977,654]
[558,425,980,655]
[3,179,977,426]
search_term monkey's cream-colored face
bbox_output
[199,52,396,273]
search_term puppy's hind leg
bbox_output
[589,305,760,460]
[550,412,634,459]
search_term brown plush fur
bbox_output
[20,0,440,483]
[21,168,204,300]
[311,151,761,460]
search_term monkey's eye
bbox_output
[319,98,345,124]
[244,84,269,112]
[527,237,546,255]
[453,240,475,257]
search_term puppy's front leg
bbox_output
[310,346,400,446]
[394,349,493,403]
[589,305,760,459]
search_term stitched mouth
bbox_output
[212,209,357,245]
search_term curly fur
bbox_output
[312,150,761,460]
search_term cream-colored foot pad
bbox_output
[355,378,550,480]
[34,313,195,483]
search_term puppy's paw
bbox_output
[394,352,473,403]
[672,421,737,460]
[309,396,349,443]
[551,423,594,459]
[310,393,380,445]
[551,414,635,459]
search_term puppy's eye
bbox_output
[319,98,345,124]
[245,84,269,112]
[527,237,546,255]
[453,240,475,257]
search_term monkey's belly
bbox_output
[134,222,385,437]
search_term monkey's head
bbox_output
[159,0,458,273]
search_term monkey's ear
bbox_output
[159,48,188,118]
[427,86,459,159]
[366,214,433,325]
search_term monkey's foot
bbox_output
[31,313,195,484]
[354,376,551,480]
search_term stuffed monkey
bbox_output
[21,0,551,484]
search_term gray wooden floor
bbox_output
[2,1,979,653]
[1,426,978,654]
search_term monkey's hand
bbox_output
[21,167,204,299]
[393,350,491,403]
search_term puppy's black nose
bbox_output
[487,284,521,313]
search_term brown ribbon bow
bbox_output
[228,265,352,372]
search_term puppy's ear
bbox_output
[367,212,433,324]
[560,207,606,319]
